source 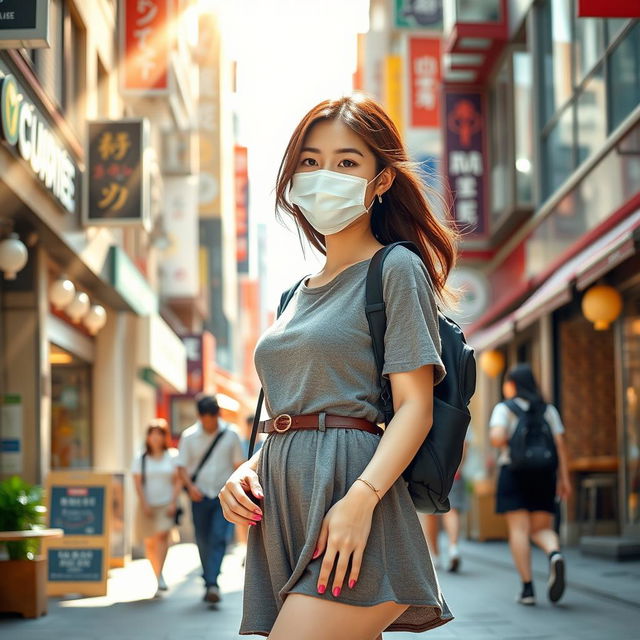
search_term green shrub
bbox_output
[0,476,45,560]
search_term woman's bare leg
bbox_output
[268,594,408,640]
[419,513,440,557]
[530,511,559,554]
[505,510,532,582]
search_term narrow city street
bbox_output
[2,540,639,640]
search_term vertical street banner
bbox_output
[444,92,487,237]
[121,0,171,93]
[161,176,199,297]
[409,37,441,129]
[394,0,443,29]
[234,145,249,274]
[85,119,150,228]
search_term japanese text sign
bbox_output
[445,92,487,236]
[409,37,441,128]
[86,119,149,227]
[121,0,171,93]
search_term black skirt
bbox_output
[496,464,557,514]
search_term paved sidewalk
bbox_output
[1,541,639,639]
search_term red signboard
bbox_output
[122,0,171,93]
[577,0,640,17]
[444,91,487,237]
[234,145,249,273]
[409,37,441,128]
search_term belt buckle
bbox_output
[273,413,292,433]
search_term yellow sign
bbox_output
[383,55,404,135]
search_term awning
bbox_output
[515,209,640,331]
[576,208,640,290]
[468,311,516,352]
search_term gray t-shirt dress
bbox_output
[240,245,452,636]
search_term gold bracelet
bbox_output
[355,477,382,503]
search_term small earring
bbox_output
[377,194,383,204]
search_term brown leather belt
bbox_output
[259,413,383,437]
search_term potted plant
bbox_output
[0,476,48,618]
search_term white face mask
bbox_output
[289,169,384,235]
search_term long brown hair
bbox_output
[144,418,171,454]
[275,94,459,304]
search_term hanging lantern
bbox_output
[65,292,90,323]
[49,277,76,309]
[581,284,622,330]
[479,349,506,378]
[83,305,107,335]
[0,233,28,280]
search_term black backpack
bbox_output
[505,399,558,472]
[248,241,477,514]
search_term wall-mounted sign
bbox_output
[394,0,443,29]
[0,0,49,49]
[45,471,112,597]
[409,37,441,128]
[0,72,78,214]
[577,0,640,17]
[235,145,249,273]
[0,394,22,474]
[85,119,150,228]
[121,0,172,94]
[444,91,487,237]
[446,267,490,325]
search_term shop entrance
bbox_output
[50,344,92,470]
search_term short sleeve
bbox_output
[545,404,565,435]
[168,448,180,468]
[380,247,446,385]
[131,453,143,474]
[175,433,189,468]
[489,402,510,429]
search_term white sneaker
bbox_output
[447,552,461,573]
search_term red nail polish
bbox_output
[317,584,326,594]
[349,579,356,589]
[248,521,256,526]
[312,548,320,559]
[333,587,341,597]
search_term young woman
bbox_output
[131,418,182,596]
[219,94,459,640]
[489,363,571,606]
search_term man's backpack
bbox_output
[248,241,477,515]
[505,399,558,472]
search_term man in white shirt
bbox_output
[177,395,245,603]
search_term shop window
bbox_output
[621,293,640,532]
[576,63,607,164]
[607,18,630,45]
[574,15,605,85]
[608,23,640,133]
[50,345,92,470]
[490,58,511,217]
[513,51,533,205]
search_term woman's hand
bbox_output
[166,502,177,518]
[557,476,572,500]
[219,461,264,526]
[313,481,379,598]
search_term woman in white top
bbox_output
[131,419,182,595]
[489,363,571,607]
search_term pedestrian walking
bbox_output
[489,363,572,606]
[176,394,245,604]
[420,435,470,572]
[219,95,459,640]
[131,418,181,596]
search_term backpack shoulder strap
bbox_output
[504,398,526,418]
[248,275,308,459]
[365,241,420,425]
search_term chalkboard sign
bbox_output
[49,486,106,536]
[48,548,104,582]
